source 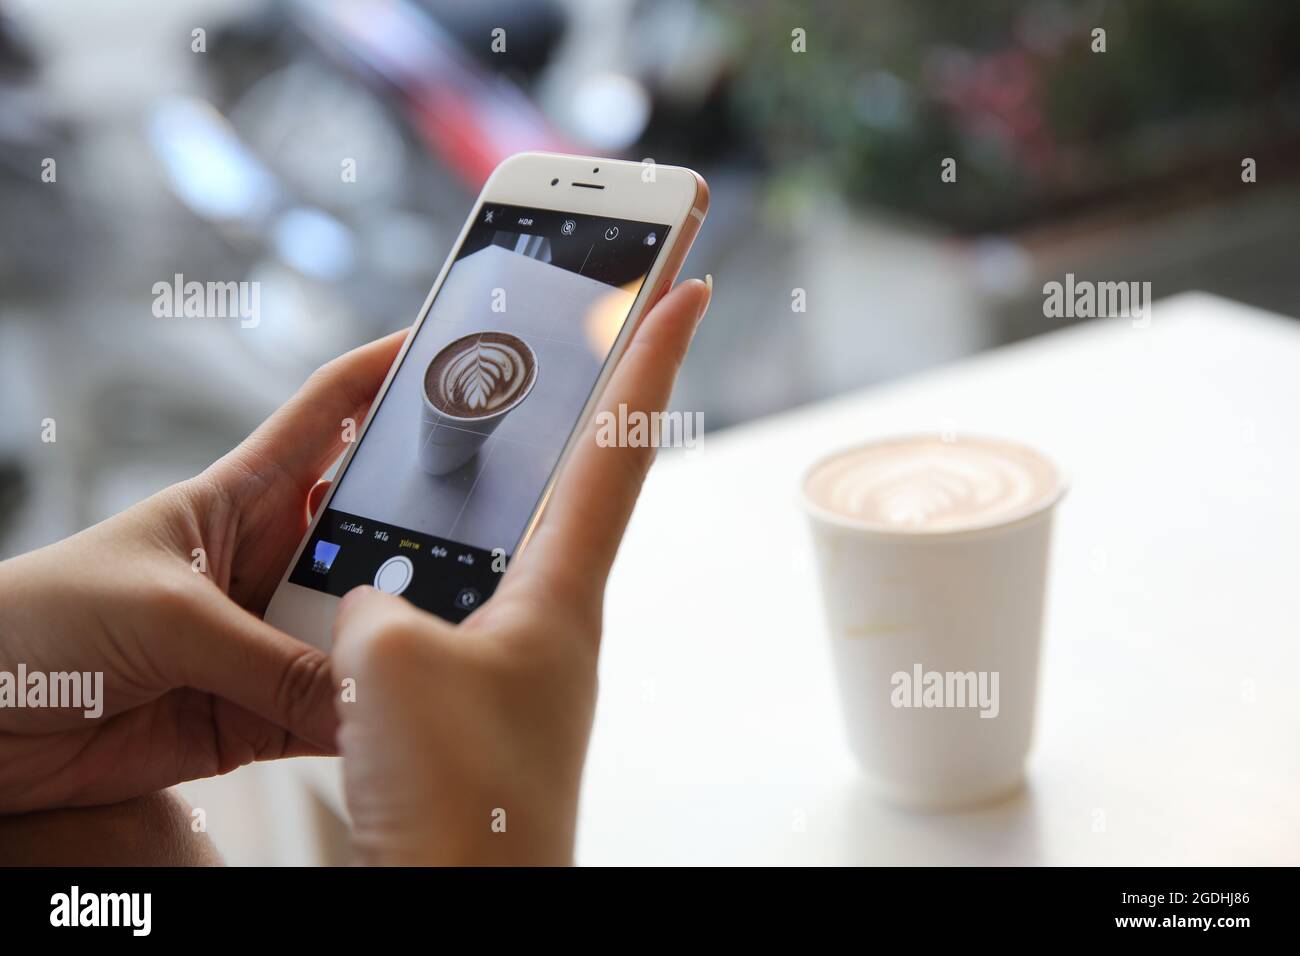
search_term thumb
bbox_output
[329,586,452,744]
[330,586,447,680]
[236,330,407,498]
[163,583,340,750]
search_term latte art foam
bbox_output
[804,436,1062,533]
[425,331,536,419]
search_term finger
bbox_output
[307,479,332,521]
[207,702,338,765]
[507,278,711,616]
[330,586,447,693]
[161,583,341,750]
[237,329,408,496]
[265,735,333,760]
[331,585,433,660]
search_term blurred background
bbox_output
[2,0,1299,862]
[4,0,1300,556]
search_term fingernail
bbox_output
[698,274,713,323]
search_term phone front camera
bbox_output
[550,178,558,186]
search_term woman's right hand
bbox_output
[331,278,712,865]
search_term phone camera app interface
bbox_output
[289,203,670,621]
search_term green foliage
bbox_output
[719,0,1300,231]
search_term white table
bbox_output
[295,293,1300,865]
[578,292,1300,865]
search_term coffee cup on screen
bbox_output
[418,331,538,476]
[800,434,1066,809]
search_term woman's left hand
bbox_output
[0,331,405,813]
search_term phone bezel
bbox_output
[264,152,708,647]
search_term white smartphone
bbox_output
[265,152,709,648]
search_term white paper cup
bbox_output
[800,435,1066,809]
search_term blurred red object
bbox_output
[292,0,574,189]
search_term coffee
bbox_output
[418,331,538,476]
[425,331,537,419]
[803,435,1062,534]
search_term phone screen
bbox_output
[288,202,671,620]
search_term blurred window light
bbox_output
[146,98,278,223]
[569,72,651,151]
[271,207,357,282]
[230,62,406,209]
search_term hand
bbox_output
[331,278,712,865]
[0,331,406,812]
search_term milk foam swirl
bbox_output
[427,332,535,418]
[804,436,1061,533]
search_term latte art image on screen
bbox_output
[418,331,539,476]
[804,435,1063,534]
[426,331,538,418]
